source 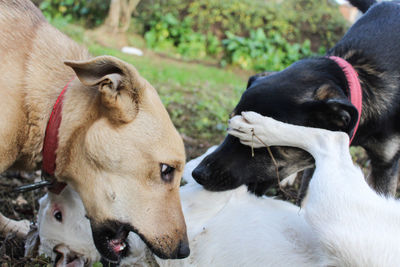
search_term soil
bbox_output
[0,171,49,266]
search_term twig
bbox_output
[251,129,255,157]
[251,131,298,200]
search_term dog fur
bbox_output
[31,149,328,267]
[229,111,400,266]
[31,128,400,266]
[192,0,400,198]
[0,0,188,261]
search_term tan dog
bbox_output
[0,0,188,263]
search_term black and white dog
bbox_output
[193,0,400,198]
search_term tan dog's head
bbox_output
[58,56,188,263]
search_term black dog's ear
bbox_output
[246,75,260,89]
[307,99,359,134]
[246,71,277,89]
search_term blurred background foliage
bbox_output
[136,0,345,70]
[36,0,347,71]
[35,0,110,27]
[29,0,351,154]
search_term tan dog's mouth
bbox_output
[106,228,129,261]
[90,220,130,263]
[91,219,190,262]
[108,238,127,254]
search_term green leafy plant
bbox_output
[136,0,346,69]
[39,0,110,27]
[137,0,347,51]
[222,29,312,71]
[144,13,208,59]
[206,33,223,56]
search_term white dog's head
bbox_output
[37,186,152,266]
[37,188,100,266]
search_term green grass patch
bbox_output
[53,19,248,143]
[88,44,246,141]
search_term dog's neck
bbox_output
[332,49,394,125]
[16,22,91,171]
[54,79,101,178]
[328,56,362,144]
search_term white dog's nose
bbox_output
[53,244,86,267]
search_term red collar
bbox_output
[328,56,362,144]
[42,79,74,194]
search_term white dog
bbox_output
[36,187,100,266]
[228,111,400,267]
[30,146,327,267]
[35,186,153,267]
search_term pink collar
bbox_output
[328,56,362,144]
[42,79,74,194]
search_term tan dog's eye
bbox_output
[160,164,175,183]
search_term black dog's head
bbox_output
[193,57,359,195]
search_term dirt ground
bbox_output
[0,171,48,266]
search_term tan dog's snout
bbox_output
[60,56,189,260]
[143,225,190,260]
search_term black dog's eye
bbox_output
[160,164,175,182]
[53,210,62,222]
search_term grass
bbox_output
[52,18,249,148]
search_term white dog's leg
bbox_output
[228,111,364,202]
[0,212,30,238]
[228,111,351,162]
[229,111,400,266]
[228,111,364,201]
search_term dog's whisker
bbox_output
[251,129,255,158]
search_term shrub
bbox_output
[222,29,312,71]
[280,0,348,49]
[144,12,209,59]
[137,0,347,50]
[39,0,110,27]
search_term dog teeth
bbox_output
[110,239,126,253]
[118,242,126,251]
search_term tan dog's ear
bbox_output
[65,56,142,124]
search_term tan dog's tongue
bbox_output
[110,239,127,254]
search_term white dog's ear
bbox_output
[65,56,144,124]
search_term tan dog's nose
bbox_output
[176,239,190,259]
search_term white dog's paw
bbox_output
[228,111,281,148]
[228,114,261,147]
